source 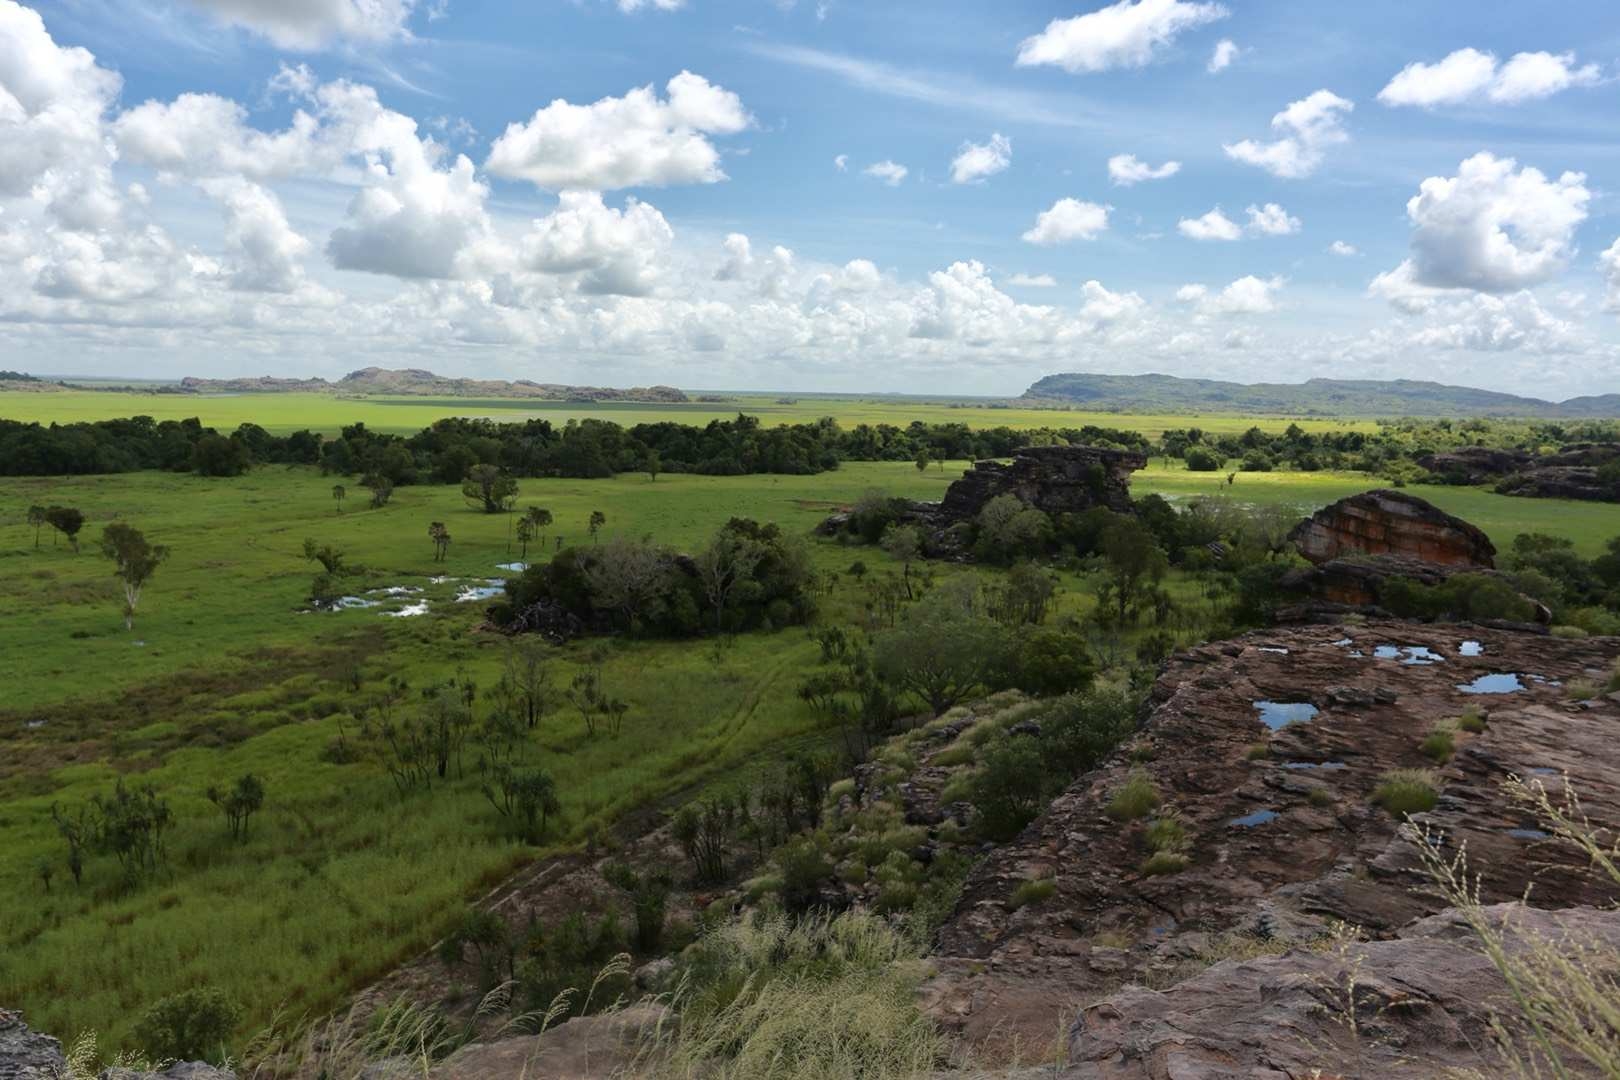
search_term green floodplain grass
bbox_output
[0,387,1384,438]
[0,448,1614,1048]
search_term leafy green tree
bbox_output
[974,494,1053,563]
[44,505,84,550]
[914,450,931,472]
[90,780,171,887]
[695,529,765,630]
[589,509,606,542]
[969,735,1048,841]
[100,523,168,631]
[302,538,350,607]
[206,773,265,841]
[191,434,251,477]
[524,507,553,553]
[672,797,736,884]
[362,473,394,508]
[331,484,345,512]
[463,464,519,514]
[26,504,46,548]
[1098,517,1168,625]
[873,593,1007,715]
[515,517,534,560]
[428,521,452,562]
[480,763,561,842]
[645,448,661,483]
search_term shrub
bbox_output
[967,735,1048,842]
[1184,448,1221,472]
[1107,772,1160,822]
[133,987,242,1063]
[776,837,835,914]
[1142,815,1187,855]
[1372,769,1439,818]
[1419,727,1455,764]
[1245,743,1270,761]
[1568,680,1600,702]
[1551,625,1591,639]
[1456,705,1487,734]
[1307,786,1335,808]
[1042,687,1138,778]
[1140,851,1190,876]
[1007,878,1056,911]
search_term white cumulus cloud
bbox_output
[1378,47,1600,108]
[1224,89,1352,179]
[1007,273,1057,287]
[1177,274,1283,315]
[184,0,427,49]
[1016,0,1229,73]
[486,72,750,191]
[1328,240,1359,257]
[1108,153,1180,186]
[950,133,1012,185]
[518,190,673,297]
[1178,207,1241,241]
[1377,151,1589,299]
[1245,202,1300,236]
[1599,238,1620,313]
[1022,198,1111,245]
[1207,38,1238,73]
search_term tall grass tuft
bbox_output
[1107,772,1161,822]
[651,911,944,1079]
[1371,769,1439,818]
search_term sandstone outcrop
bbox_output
[0,1011,232,1080]
[924,622,1620,1056]
[1067,903,1620,1079]
[1497,465,1619,503]
[1289,489,1496,568]
[1416,446,1532,482]
[937,446,1146,521]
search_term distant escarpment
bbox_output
[1023,370,1620,418]
[178,367,689,403]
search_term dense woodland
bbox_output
[3,411,1618,493]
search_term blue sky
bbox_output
[3,0,1619,397]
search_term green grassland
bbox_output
[0,454,1610,1050]
[0,387,1383,438]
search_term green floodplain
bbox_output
[0,388,1613,1049]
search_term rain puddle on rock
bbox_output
[1283,761,1348,771]
[1527,767,1560,777]
[1258,647,1290,655]
[383,601,431,618]
[1254,701,1319,731]
[1229,809,1279,828]
[1527,674,1563,687]
[456,581,507,603]
[1375,645,1446,665]
[1458,673,1525,695]
[1460,641,1484,657]
[1332,638,1354,647]
[1507,828,1550,841]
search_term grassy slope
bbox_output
[0,389,1381,438]
[1,457,1608,1048]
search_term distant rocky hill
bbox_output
[1024,371,1620,418]
[178,367,689,403]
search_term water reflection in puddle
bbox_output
[1460,641,1484,657]
[384,601,431,618]
[1258,647,1290,655]
[1507,828,1550,841]
[1374,645,1445,665]
[1254,701,1319,731]
[1458,673,1525,695]
[367,586,423,598]
[334,596,382,610]
[497,562,529,572]
[1283,761,1348,771]
[456,581,507,603]
[1229,809,1279,828]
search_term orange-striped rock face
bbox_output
[1288,489,1496,568]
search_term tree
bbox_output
[588,510,606,542]
[515,518,534,560]
[694,530,765,631]
[362,474,394,508]
[524,507,553,553]
[206,773,265,841]
[462,464,519,514]
[302,538,350,607]
[100,523,168,631]
[1098,517,1169,625]
[428,521,452,562]
[879,524,924,600]
[974,494,1052,563]
[645,448,661,483]
[914,450,931,472]
[873,593,1007,715]
[505,639,552,730]
[27,504,46,549]
[582,536,671,632]
[480,763,560,842]
[44,506,84,551]
[603,862,673,953]
[191,434,250,477]
[332,485,346,512]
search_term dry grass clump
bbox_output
[1107,772,1161,822]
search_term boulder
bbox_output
[1288,490,1496,568]
[1496,466,1618,503]
[430,1003,667,1079]
[0,1011,63,1080]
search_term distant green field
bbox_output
[0,388,1384,438]
[1,454,1607,1049]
